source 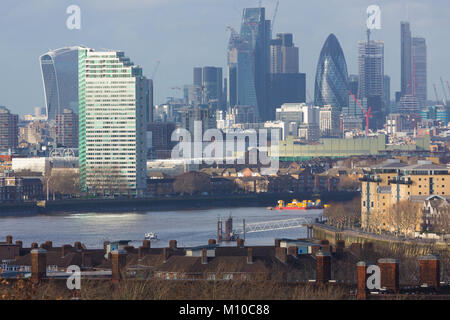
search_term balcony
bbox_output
[359,174,382,183]
[388,176,412,185]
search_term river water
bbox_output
[0,207,322,249]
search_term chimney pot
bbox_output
[31,242,38,249]
[5,235,12,244]
[208,239,216,245]
[237,238,245,248]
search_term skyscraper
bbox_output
[384,75,391,113]
[270,33,299,74]
[193,66,224,109]
[78,49,151,195]
[234,7,271,120]
[55,108,78,148]
[314,34,349,111]
[266,33,305,120]
[357,33,385,129]
[40,46,84,120]
[0,106,18,150]
[412,37,427,105]
[400,22,412,97]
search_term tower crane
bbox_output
[271,0,279,32]
[151,60,160,80]
[440,77,448,105]
[349,90,372,136]
[433,83,440,104]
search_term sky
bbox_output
[0,0,449,116]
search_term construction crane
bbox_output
[433,83,440,104]
[440,77,448,105]
[271,0,279,32]
[349,90,372,136]
[446,80,450,99]
[151,60,160,79]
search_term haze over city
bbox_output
[1,0,449,116]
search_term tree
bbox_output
[324,196,361,229]
[48,170,80,197]
[173,172,211,196]
[389,201,421,237]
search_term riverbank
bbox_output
[312,223,449,255]
[0,191,359,217]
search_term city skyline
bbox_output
[0,0,449,116]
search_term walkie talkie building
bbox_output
[39,46,84,120]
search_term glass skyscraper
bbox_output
[78,48,151,195]
[227,8,271,120]
[314,34,349,111]
[39,46,84,120]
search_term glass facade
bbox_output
[40,47,82,120]
[314,34,349,111]
[78,49,150,194]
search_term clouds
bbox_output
[0,0,449,115]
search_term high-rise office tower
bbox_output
[348,74,359,97]
[270,33,299,74]
[384,75,391,113]
[78,49,151,195]
[401,22,412,97]
[192,67,224,109]
[314,34,349,111]
[0,106,18,150]
[357,31,385,129]
[193,67,203,87]
[266,33,305,121]
[319,105,341,138]
[412,37,427,105]
[55,108,78,148]
[40,46,84,120]
[234,7,271,120]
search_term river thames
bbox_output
[0,207,322,248]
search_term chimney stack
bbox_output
[169,240,177,250]
[274,238,281,247]
[111,249,127,283]
[208,239,216,245]
[61,244,72,257]
[6,235,12,244]
[202,248,208,264]
[31,248,47,283]
[142,240,151,248]
[31,242,38,249]
[419,254,440,289]
[15,240,23,249]
[247,247,253,264]
[315,251,331,283]
[275,247,287,263]
[74,242,82,250]
[378,258,399,292]
[356,261,369,300]
[237,238,245,248]
[45,241,53,249]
